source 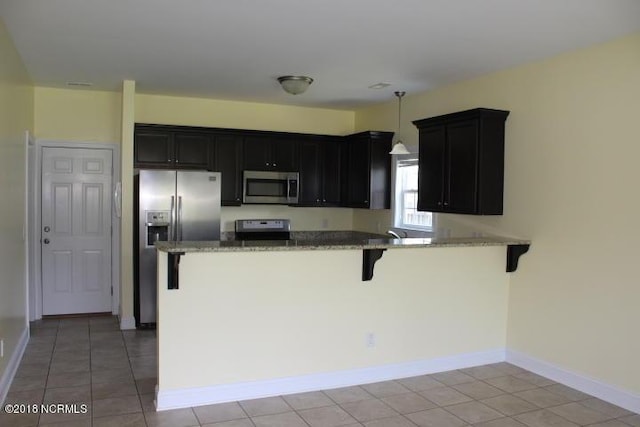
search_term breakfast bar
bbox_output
[153,233,530,411]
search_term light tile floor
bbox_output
[1,315,639,427]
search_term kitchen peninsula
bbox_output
[153,233,530,411]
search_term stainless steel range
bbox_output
[235,219,291,240]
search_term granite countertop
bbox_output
[155,231,530,253]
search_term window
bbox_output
[393,157,433,231]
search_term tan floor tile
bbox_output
[586,421,637,427]
[252,411,309,427]
[548,402,612,425]
[473,418,527,427]
[298,405,358,426]
[362,415,416,427]
[144,407,199,427]
[480,394,539,416]
[406,407,468,427]
[324,386,373,404]
[93,412,147,427]
[579,398,634,418]
[340,398,398,422]
[361,380,411,398]
[430,370,475,386]
[484,376,538,393]
[512,372,555,387]
[452,380,504,400]
[381,392,437,414]
[139,393,156,412]
[444,401,504,424]
[49,358,91,374]
[202,419,255,427]
[460,365,506,380]
[39,418,91,426]
[514,388,572,408]
[92,368,135,385]
[419,386,473,406]
[92,395,142,418]
[490,363,527,376]
[283,391,334,410]
[3,388,45,405]
[514,409,579,427]
[239,396,291,417]
[397,375,444,392]
[37,405,91,425]
[192,401,248,424]
[544,383,592,401]
[14,362,50,378]
[620,414,640,426]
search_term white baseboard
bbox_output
[506,349,640,414]
[0,327,30,405]
[156,348,506,411]
[119,315,136,330]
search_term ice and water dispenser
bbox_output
[145,210,170,247]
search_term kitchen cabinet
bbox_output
[413,108,509,215]
[134,125,209,169]
[298,136,341,206]
[210,134,243,206]
[243,135,298,171]
[343,131,393,209]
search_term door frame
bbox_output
[29,140,121,321]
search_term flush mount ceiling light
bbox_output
[277,75,314,95]
[389,91,411,155]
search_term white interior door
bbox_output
[41,147,113,315]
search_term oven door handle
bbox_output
[286,179,291,203]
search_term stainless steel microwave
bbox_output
[243,170,299,204]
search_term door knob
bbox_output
[43,238,50,244]
[44,226,50,232]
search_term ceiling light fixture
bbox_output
[389,91,411,155]
[277,75,313,95]
[368,82,391,89]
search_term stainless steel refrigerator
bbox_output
[136,170,221,327]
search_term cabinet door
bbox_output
[135,131,173,167]
[214,135,243,205]
[446,119,479,213]
[174,133,210,169]
[417,126,446,212]
[298,140,322,205]
[322,139,342,205]
[243,136,271,170]
[346,135,370,208]
[271,138,298,171]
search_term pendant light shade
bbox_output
[389,91,410,155]
[277,75,313,95]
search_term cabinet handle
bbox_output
[266,162,270,166]
[443,201,449,206]
[316,199,320,202]
[437,202,442,206]
[273,163,277,167]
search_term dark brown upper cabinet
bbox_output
[134,125,209,169]
[243,135,298,171]
[413,108,509,215]
[298,136,342,207]
[210,133,243,206]
[343,131,393,209]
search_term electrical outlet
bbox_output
[366,332,376,348]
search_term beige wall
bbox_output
[34,87,121,143]
[158,246,508,391]
[356,33,640,393]
[0,19,33,389]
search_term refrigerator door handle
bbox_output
[178,196,183,241]
[170,195,176,241]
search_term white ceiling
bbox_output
[2,0,639,109]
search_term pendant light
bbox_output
[389,91,410,155]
